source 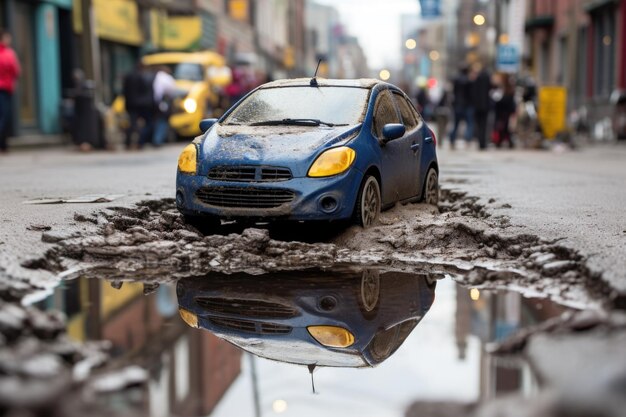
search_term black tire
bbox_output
[354,175,381,228]
[421,168,439,206]
[357,269,380,320]
[183,214,220,234]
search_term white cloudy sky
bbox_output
[314,0,421,70]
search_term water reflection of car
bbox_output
[114,51,232,138]
[176,78,439,229]
[176,269,436,368]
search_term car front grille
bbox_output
[208,166,293,182]
[208,317,292,335]
[196,187,295,208]
[195,297,298,319]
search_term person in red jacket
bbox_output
[0,29,21,153]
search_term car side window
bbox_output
[373,90,400,139]
[393,92,419,130]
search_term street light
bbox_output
[379,69,391,81]
[405,39,417,50]
[429,50,440,61]
[473,14,486,26]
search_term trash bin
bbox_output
[72,81,102,148]
[611,89,626,141]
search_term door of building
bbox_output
[14,1,38,132]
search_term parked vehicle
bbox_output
[175,78,439,229]
[114,51,232,138]
[177,269,437,368]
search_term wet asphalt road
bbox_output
[437,142,626,296]
[0,143,625,296]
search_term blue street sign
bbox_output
[420,0,441,18]
[496,44,520,73]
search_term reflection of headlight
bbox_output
[177,144,197,174]
[308,146,356,177]
[183,98,198,114]
[308,326,355,348]
[179,308,198,328]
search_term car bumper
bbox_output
[176,168,363,221]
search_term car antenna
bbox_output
[308,364,318,394]
[310,59,322,87]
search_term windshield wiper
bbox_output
[249,118,347,127]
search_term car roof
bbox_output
[259,78,381,89]
[142,51,226,67]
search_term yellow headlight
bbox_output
[178,144,197,174]
[179,308,198,328]
[308,147,356,177]
[307,326,355,348]
[183,98,198,114]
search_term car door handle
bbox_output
[411,143,420,151]
[425,137,434,143]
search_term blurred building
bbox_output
[41,278,242,416]
[524,0,626,133]
[0,0,365,144]
[400,0,459,97]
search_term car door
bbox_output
[372,89,416,204]
[392,92,423,199]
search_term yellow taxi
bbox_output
[115,51,232,138]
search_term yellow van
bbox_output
[115,51,232,138]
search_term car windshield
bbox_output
[223,86,370,126]
[156,63,204,81]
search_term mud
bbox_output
[0,185,623,416]
[14,186,614,309]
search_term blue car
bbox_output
[177,269,437,368]
[176,78,439,228]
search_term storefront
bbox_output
[1,0,72,136]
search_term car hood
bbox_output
[198,123,362,178]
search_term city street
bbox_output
[1,143,625,416]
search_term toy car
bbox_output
[176,78,439,228]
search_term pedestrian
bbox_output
[492,75,516,148]
[469,62,492,150]
[434,83,451,146]
[122,62,155,150]
[416,86,431,120]
[152,66,177,147]
[448,66,473,149]
[0,29,20,154]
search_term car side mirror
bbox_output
[382,123,406,143]
[199,118,218,133]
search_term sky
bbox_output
[314,0,421,70]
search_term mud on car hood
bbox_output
[198,124,362,178]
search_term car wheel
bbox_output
[421,168,439,206]
[355,175,381,228]
[183,214,220,234]
[358,269,380,320]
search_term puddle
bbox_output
[30,268,577,416]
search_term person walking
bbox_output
[492,75,516,148]
[448,66,473,149]
[152,66,177,146]
[469,63,492,151]
[122,63,155,150]
[0,29,20,154]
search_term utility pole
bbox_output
[80,0,101,100]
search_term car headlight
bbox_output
[183,98,198,114]
[308,326,355,348]
[308,146,356,177]
[179,308,198,328]
[178,144,197,174]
